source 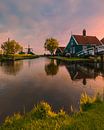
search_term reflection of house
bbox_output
[65,63,98,85]
[55,47,65,56]
[64,29,102,56]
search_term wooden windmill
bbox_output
[25,45,33,54]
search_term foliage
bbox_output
[1,39,23,55]
[0,54,38,62]
[80,92,102,111]
[0,94,104,130]
[80,92,93,111]
[5,113,22,125]
[30,101,57,119]
[93,92,102,103]
[50,56,90,62]
[44,38,59,55]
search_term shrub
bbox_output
[5,113,22,125]
[80,92,93,111]
[30,101,57,119]
[80,92,102,111]
[93,93,102,103]
[57,109,66,118]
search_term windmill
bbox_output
[25,45,34,54]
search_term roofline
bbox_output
[100,40,104,45]
[73,35,103,45]
[57,47,65,53]
[59,48,64,53]
[72,35,79,45]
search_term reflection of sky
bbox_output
[0,0,104,54]
[0,58,104,122]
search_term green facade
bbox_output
[64,35,93,56]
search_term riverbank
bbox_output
[0,54,39,62]
[0,93,104,130]
[49,56,104,63]
[49,56,92,63]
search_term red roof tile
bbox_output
[101,38,104,44]
[73,35,102,45]
[58,47,65,51]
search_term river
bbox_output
[0,57,104,122]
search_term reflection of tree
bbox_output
[45,59,59,76]
[1,61,23,75]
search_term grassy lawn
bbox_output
[50,56,92,62]
[0,54,39,61]
[0,93,104,130]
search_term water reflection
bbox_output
[0,58,104,123]
[0,61,23,75]
[45,60,104,86]
[65,62,104,85]
[45,59,59,76]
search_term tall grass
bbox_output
[0,93,104,130]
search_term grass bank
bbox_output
[0,54,39,62]
[49,56,93,62]
[0,93,104,130]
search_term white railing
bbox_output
[77,45,104,57]
[77,47,94,56]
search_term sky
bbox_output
[0,0,104,54]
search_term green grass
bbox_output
[0,93,104,130]
[0,54,39,61]
[50,56,92,62]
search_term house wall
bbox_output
[64,36,83,55]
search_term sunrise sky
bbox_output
[0,0,104,54]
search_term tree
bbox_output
[1,39,23,55]
[44,38,59,55]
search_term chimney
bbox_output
[83,29,86,36]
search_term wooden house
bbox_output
[64,29,102,56]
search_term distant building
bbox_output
[55,47,65,56]
[64,29,102,56]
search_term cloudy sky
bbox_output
[0,0,104,54]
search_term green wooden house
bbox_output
[64,29,102,56]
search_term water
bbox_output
[0,57,104,122]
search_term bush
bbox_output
[93,93,102,103]
[80,92,93,111]
[57,109,66,118]
[4,113,22,125]
[30,101,57,119]
[80,92,102,111]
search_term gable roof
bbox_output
[101,38,104,44]
[55,47,65,54]
[58,47,65,52]
[73,35,102,45]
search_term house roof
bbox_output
[58,47,65,52]
[73,35,102,45]
[101,38,104,44]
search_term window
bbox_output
[71,42,73,46]
[73,47,75,54]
